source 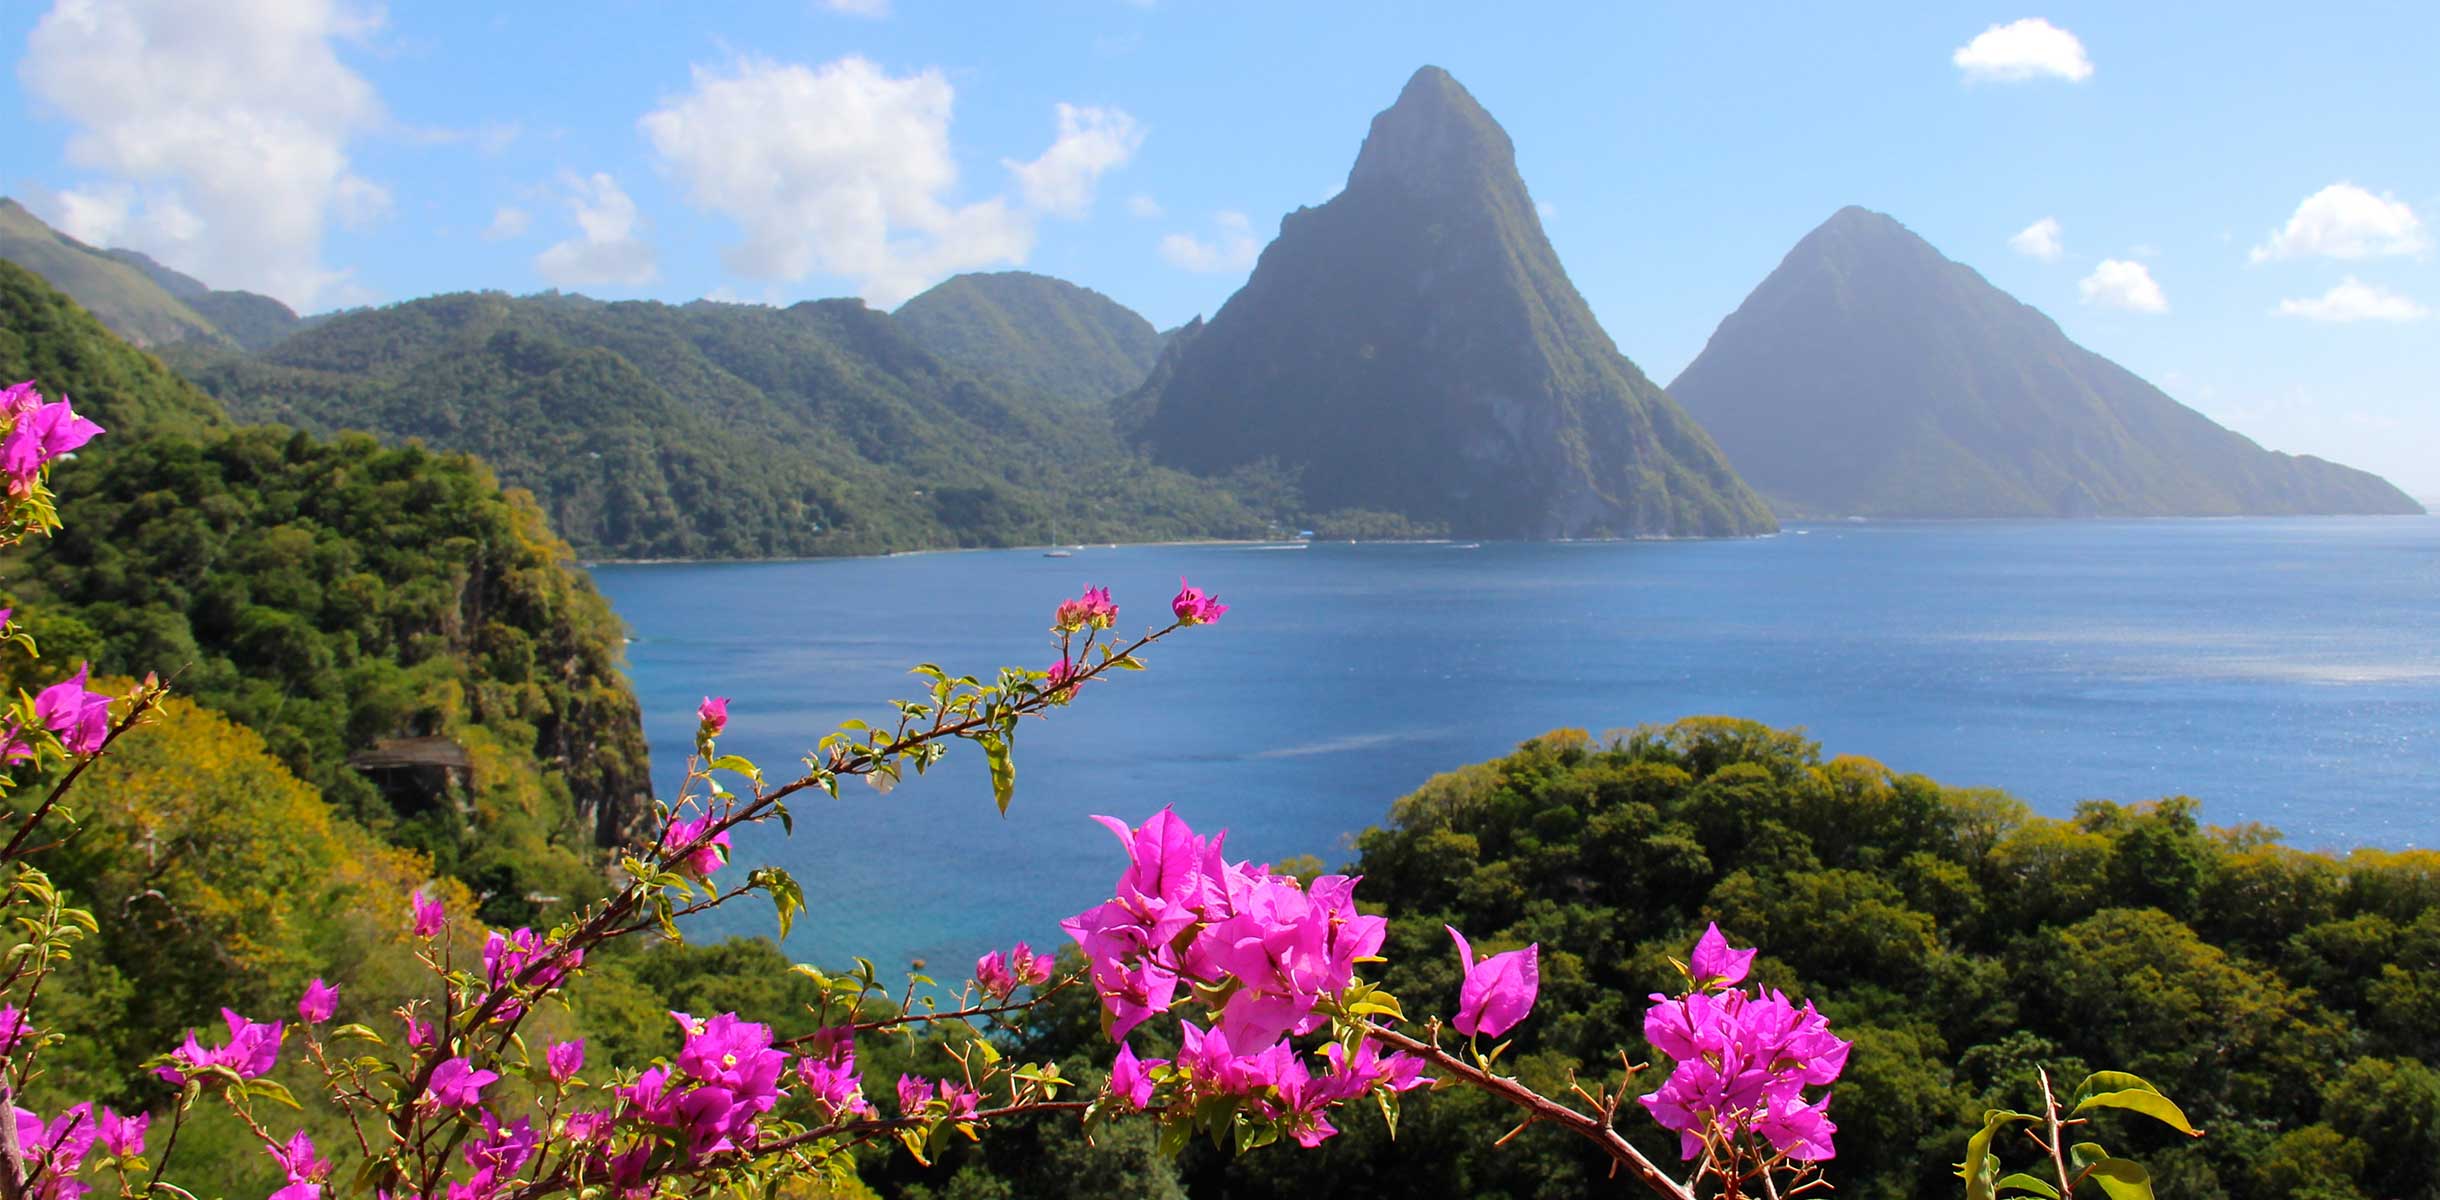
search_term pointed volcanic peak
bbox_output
[1123,67,1773,538]
[1670,207,2422,517]
[894,271,1162,407]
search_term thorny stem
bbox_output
[381,622,1183,1175]
[0,685,166,863]
[1361,1023,1695,1200]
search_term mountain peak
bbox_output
[1345,66,1516,196]
[1670,210,2422,518]
[1124,68,1774,538]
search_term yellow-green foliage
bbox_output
[34,694,452,1104]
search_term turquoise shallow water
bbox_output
[590,517,2440,972]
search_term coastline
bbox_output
[574,510,2433,569]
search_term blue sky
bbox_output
[5,2,2436,495]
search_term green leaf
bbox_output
[1994,1173,2060,1199]
[2070,1143,2110,1173]
[2073,1089,2203,1137]
[245,1078,304,1110]
[2073,1071,2160,1103]
[329,1023,385,1045]
[1960,1110,2038,1200]
[981,733,1014,814]
[2081,1158,2154,1200]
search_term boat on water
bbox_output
[1043,519,1073,558]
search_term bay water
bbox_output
[590,517,2440,972]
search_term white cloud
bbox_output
[20,0,389,309]
[819,0,889,16]
[2009,216,2063,260]
[1953,18,2094,83]
[1125,193,1163,219]
[1159,210,1260,274]
[1005,103,1142,218]
[644,56,1123,306]
[534,173,657,287]
[2274,277,2430,323]
[2078,258,2167,313]
[483,205,531,242]
[2249,183,2430,262]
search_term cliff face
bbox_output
[1670,207,2423,518]
[1124,67,1774,538]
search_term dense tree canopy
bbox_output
[7,428,649,923]
[896,719,2440,1200]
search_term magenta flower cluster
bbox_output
[1637,924,1849,1164]
[3,662,116,762]
[1062,808,1439,1143]
[660,813,733,877]
[792,1026,871,1121]
[622,1011,792,1157]
[1170,577,1227,626]
[156,1009,285,1085]
[481,927,583,1021]
[0,381,103,497]
[8,1102,146,1200]
[974,942,1054,1000]
[1052,586,1119,633]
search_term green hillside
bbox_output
[0,198,228,349]
[895,270,1163,407]
[173,291,1269,559]
[0,258,226,437]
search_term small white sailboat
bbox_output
[1043,518,1072,557]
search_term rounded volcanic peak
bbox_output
[1344,65,1519,199]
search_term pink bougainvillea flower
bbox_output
[1053,585,1119,632]
[1108,1042,1163,1111]
[896,1075,936,1118]
[410,889,446,937]
[1638,925,1848,1163]
[660,815,732,877]
[1171,577,1227,626]
[268,1129,329,1185]
[1688,922,1757,988]
[94,1106,147,1158]
[426,1057,499,1108]
[546,1039,584,1084]
[696,695,729,737]
[1446,925,1540,1039]
[0,386,104,494]
[795,1027,869,1119]
[297,978,338,1024]
[157,1010,285,1084]
[33,663,113,755]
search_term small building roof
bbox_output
[346,736,474,772]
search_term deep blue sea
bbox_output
[590,517,2440,973]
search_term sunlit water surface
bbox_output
[590,517,2440,970]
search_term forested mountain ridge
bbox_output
[1121,66,1776,539]
[0,258,227,438]
[0,197,301,351]
[168,290,1272,559]
[2,261,651,928]
[894,271,1164,407]
[1668,207,2423,518]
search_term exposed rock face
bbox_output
[1123,67,1774,538]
